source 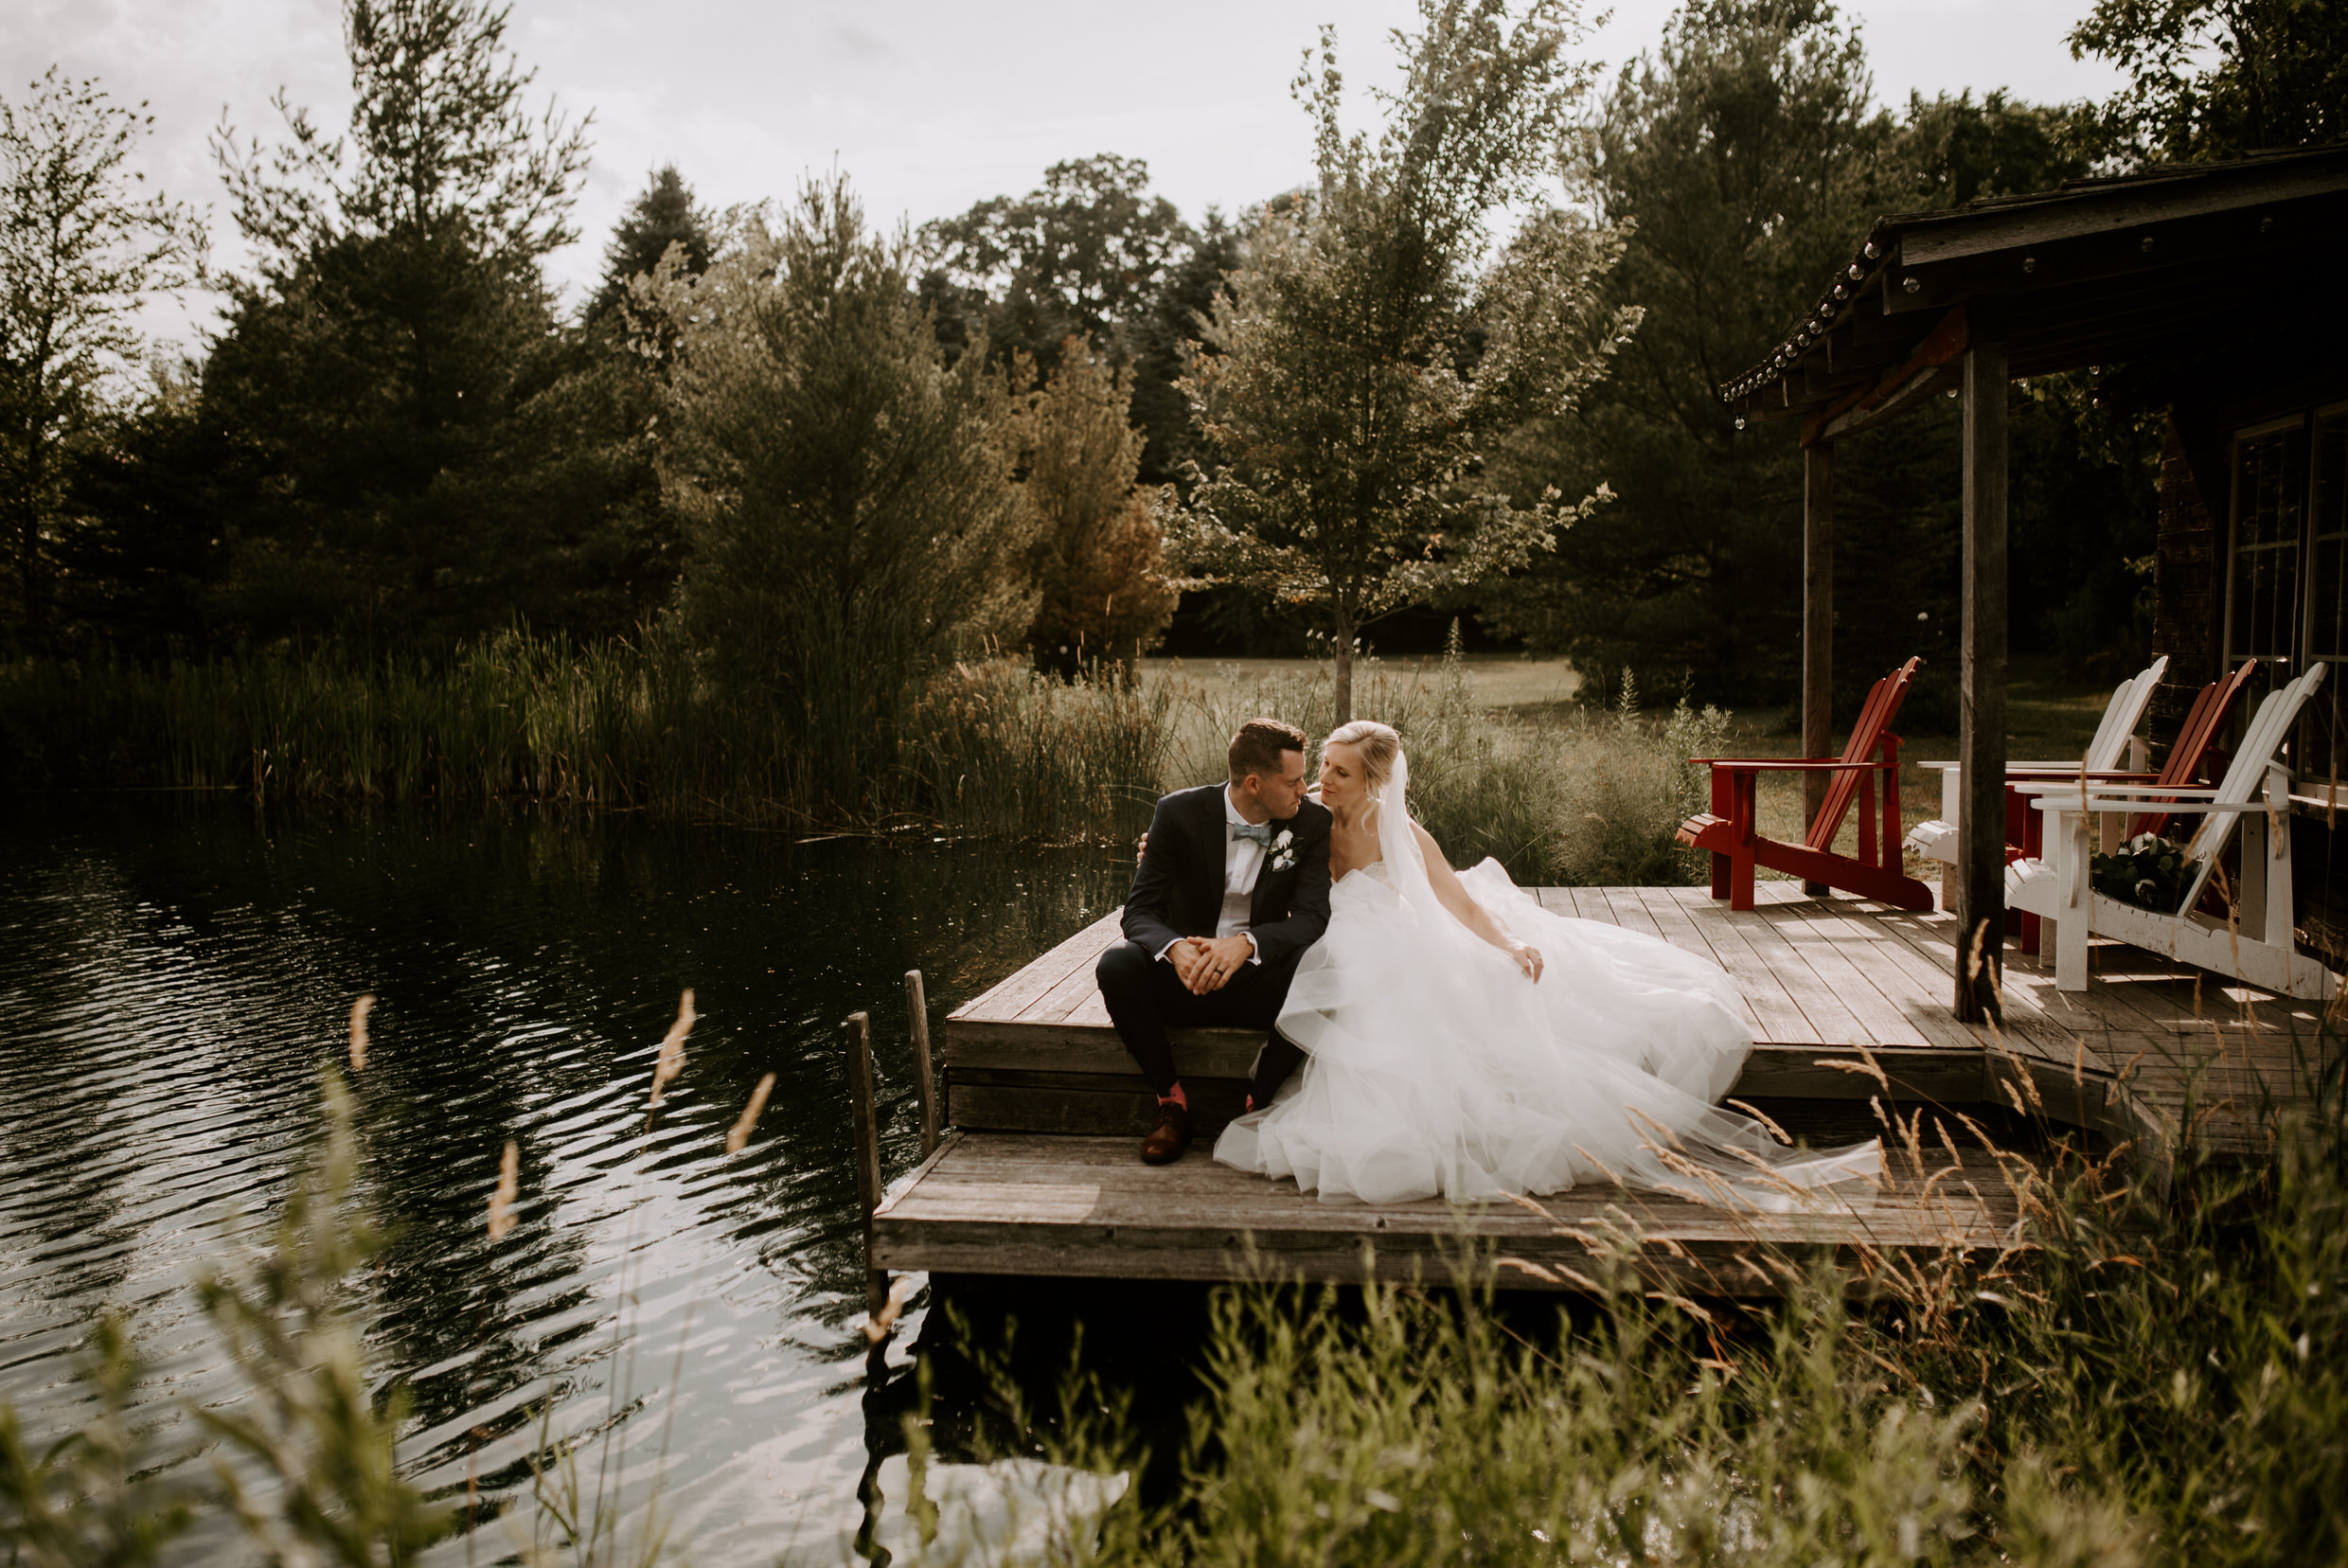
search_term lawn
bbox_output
[1141,652,2116,891]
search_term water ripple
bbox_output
[0,800,1129,1563]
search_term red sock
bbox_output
[1161,1082,1188,1111]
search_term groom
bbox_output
[1095,718,1333,1165]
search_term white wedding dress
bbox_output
[1215,751,1880,1208]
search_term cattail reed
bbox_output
[649,989,695,1109]
[488,1140,519,1241]
[726,1072,776,1153]
[347,994,374,1071]
[860,1274,919,1344]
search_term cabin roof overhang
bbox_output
[1720,144,2348,442]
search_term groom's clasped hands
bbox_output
[1166,934,1255,995]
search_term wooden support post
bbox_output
[844,1011,888,1316]
[1955,339,2009,1024]
[1803,439,1836,895]
[905,970,939,1157]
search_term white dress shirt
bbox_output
[1156,785,1270,964]
[1218,786,1267,955]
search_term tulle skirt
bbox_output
[1213,861,1880,1208]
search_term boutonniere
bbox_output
[1270,829,1296,871]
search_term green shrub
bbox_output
[929,1052,2346,1568]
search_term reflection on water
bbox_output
[0,800,1136,1563]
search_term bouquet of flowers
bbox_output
[2089,833,2191,911]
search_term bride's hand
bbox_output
[1134,831,1148,865]
[1508,940,1544,982]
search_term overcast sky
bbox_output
[5,0,2126,352]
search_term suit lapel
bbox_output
[1193,785,1228,928]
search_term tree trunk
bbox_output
[1330,602,1356,726]
[17,422,45,652]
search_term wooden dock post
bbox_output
[844,1011,888,1317]
[1955,332,2010,1025]
[905,970,939,1157]
[1801,438,1835,896]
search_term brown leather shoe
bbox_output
[1140,1100,1191,1165]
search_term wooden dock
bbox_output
[870,884,2337,1293]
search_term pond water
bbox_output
[0,800,1154,1563]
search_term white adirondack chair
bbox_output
[1906,654,2168,868]
[2007,663,2337,997]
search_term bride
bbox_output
[1213,720,1880,1208]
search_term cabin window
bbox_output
[2303,407,2348,776]
[2226,419,2307,685]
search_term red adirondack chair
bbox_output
[2123,658,2260,840]
[1677,657,1933,912]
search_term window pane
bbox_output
[2227,425,2308,671]
[2307,414,2347,777]
[2311,534,2345,661]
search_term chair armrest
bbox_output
[1918,760,2147,777]
[2053,798,2273,816]
[2011,775,2176,795]
[1685,758,1898,772]
[2004,767,2153,778]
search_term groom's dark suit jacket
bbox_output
[1121,784,1333,967]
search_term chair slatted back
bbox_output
[2128,659,2260,839]
[1805,657,1922,853]
[2172,664,2327,916]
[2083,655,2170,771]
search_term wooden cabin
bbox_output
[1722,144,2348,1003]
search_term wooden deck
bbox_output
[872,884,2338,1293]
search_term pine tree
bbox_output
[198,0,639,646]
[591,164,713,322]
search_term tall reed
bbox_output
[916,1050,2346,1567]
[0,631,1176,840]
[1164,632,1728,885]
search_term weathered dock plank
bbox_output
[889,882,2331,1297]
[873,1131,2024,1295]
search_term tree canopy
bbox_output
[653,180,1036,809]
[592,164,714,324]
[212,0,590,275]
[0,67,199,651]
[1169,0,1637,720]
[2069,0,2348,165]
[185,0,667,648]
[921,154,1191,367]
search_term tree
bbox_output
[921,155,1191,369]
[654,180,1035,813]
[61,358,249,656]
[2069,0,2348,166]
[1130,208,1242,485]
[200,0,644,647]
[1489,28,2153,715]
[1892,89,2089,207]
[590,163,714,324]
[0,67,198,651]
[213,0,588,274]
[1010,343,1180,670]
[1166,0,1636,722]
[1479,0,1890,706]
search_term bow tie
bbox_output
[1232,820,1277,846]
